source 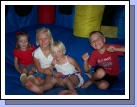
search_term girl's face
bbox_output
[90,33,106,50]
[18,36,28,50]
[53,47,64,61]
[37,32,50,48]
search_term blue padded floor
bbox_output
[5,24,125,95]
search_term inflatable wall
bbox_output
[38,5,55,24]
[5,5,38,33]
[5,5,125,39]
[112,5,125,39]
[54,5,75,29]
[73,5,105,38]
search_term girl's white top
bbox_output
[55,56,76,75]
[33,47,53,69]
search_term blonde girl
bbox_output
[26,27,54,91]
[25,41,84,95]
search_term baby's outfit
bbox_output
[55,56,84,87]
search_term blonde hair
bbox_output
[36,27,53,46]
[51,41,66,56]
[15,31,31,50]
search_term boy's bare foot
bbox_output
[81,80,92,88]
[25,81,43,95]
[59,90,78,95]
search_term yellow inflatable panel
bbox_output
[73,5,105,38]
[100,26,118,38]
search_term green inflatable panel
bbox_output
[73,5,105,38]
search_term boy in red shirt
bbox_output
[81,31,125,89]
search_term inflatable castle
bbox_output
[6,5,125,39]
[5,5,125,95]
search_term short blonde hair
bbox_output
[89,31,105,43]
[51,41,66,55]
[36,27,53,46]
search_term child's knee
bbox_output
[45,75,52,83]
[62,78,69,83]
[28,67,36,75]
[51,77,58,84]
[34,76,44,85]
[95,68,106,78]
[28,70,33,75]
[21,68,28,74]
[97,80,109,89]
[31,67,36,72]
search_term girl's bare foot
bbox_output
[25,80,43,95]
[59,90,78,95]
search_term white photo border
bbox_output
[1,1,129,100]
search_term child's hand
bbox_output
[106,46,116,52]
[44,68,52,75]
[82,53,89,61]
[18,69,22,74]
[53,72,63,78]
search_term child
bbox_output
[81,31,125,89]
[13,31,36,86]
[26,41,84,95]
[26,27,54,90]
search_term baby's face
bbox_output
[53,48,64,61]
[89,33,105,50]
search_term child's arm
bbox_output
[34,56,54,75]
[115,46,125,52]
[68,56,82,74]
[106,45,125,52]
[33,57,46,74]
[14,57,21,73]
[44,64,55,75]
[82,53,92,73]
[51,59,63,78]
[46,65,54,71]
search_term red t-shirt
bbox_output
[13,45,35,66]
[88,44,124,76]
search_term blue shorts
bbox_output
[33,72,46,79]
[33,69,56,79]
[19,64,35,71]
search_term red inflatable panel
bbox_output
[38,5,55,24]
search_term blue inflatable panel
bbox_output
[5,5,38,33]
[112,5,125,39]
[54,5,75,29]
